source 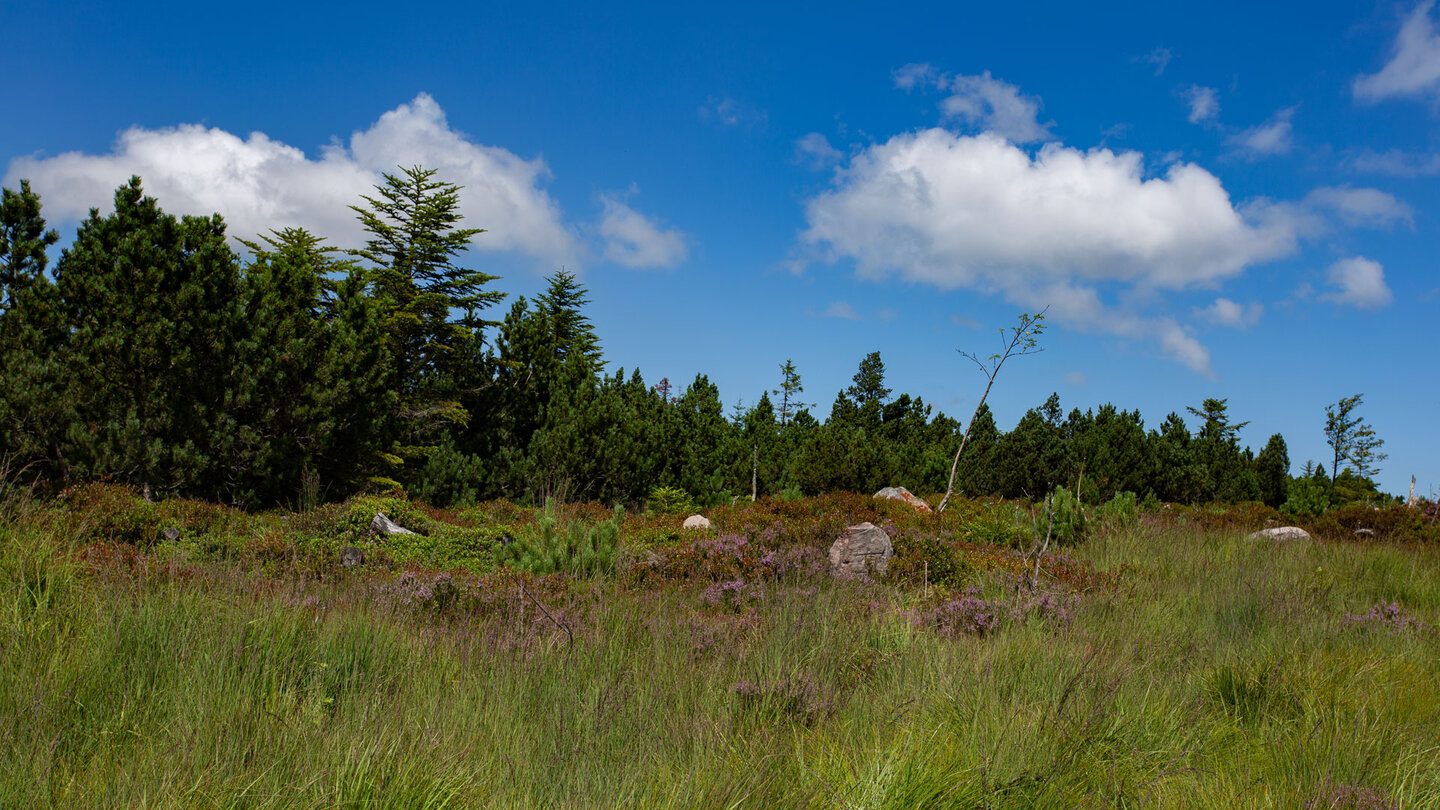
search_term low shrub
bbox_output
[497,498,623,577]
[1094,491,1139,531]
[645,485,695,516]
[888,533,973,589]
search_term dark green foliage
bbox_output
[351,166,503,469]
[1039,486,1087,545]
[646,486,695,515]
[1,175,1332,513]
[0,179,60,312]
[1254,433,1290,508]
[1325,394,1386,504]
[497,498,622,576]
[54,177,241,497]
[220,229,395,503]
[412,436,485,508]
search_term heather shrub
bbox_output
[1317,504,1435,543]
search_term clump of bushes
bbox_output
[888,532,973,589]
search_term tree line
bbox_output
[0,170,1388,511]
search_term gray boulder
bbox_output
[1248,526,1311,542]
[371,513,417,536]
[829,522,894,577]
[340,546,365,568]
[873,486,933,513]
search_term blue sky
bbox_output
[4,0,1438,498]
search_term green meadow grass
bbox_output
[2,489,1438,808]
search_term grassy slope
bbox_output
[2,492,1438,809]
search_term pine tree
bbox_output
[218,228,395,503]
[1187,398,1249,503]
[0,181,65,472]
[1253,434,1290,508]
[0,180,59,312]
[55,177,241,497]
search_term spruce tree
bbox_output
[351,166,503,468]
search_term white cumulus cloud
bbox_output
[5,94,583,265]
[1354,1,1440,103]
[597,191,688,269]
[1323,257,1394,309]
[795,126,1386,375]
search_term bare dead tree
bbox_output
[937,309,1047,513]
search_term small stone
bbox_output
[161,527,181,542]
[829,522,894,577]
[371,513,417,536]
[682,514,712,530]
[340,546,365,568]
[873,486,933,513]
[1354,527,1376,538]
[1247,526,1312,542]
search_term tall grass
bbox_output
[2,489,1438,808]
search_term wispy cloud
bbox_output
[1226,106,1296,159]
[892,64,1053,143]
[1343,147,1440,176]
[1182,85,1220,124]
[795,132,843,170]
[1195,297,1263,329]
[699,96,767,128]
[1140,47,1173,76]
[1354,1,1440,103]
[597,188,689,269]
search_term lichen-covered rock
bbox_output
[873,486,933,513]
[340,546,365,568]
[1248,526,1311,542]
[682,514,712,530]
[829,522,894,577]
[371,513,417,536]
